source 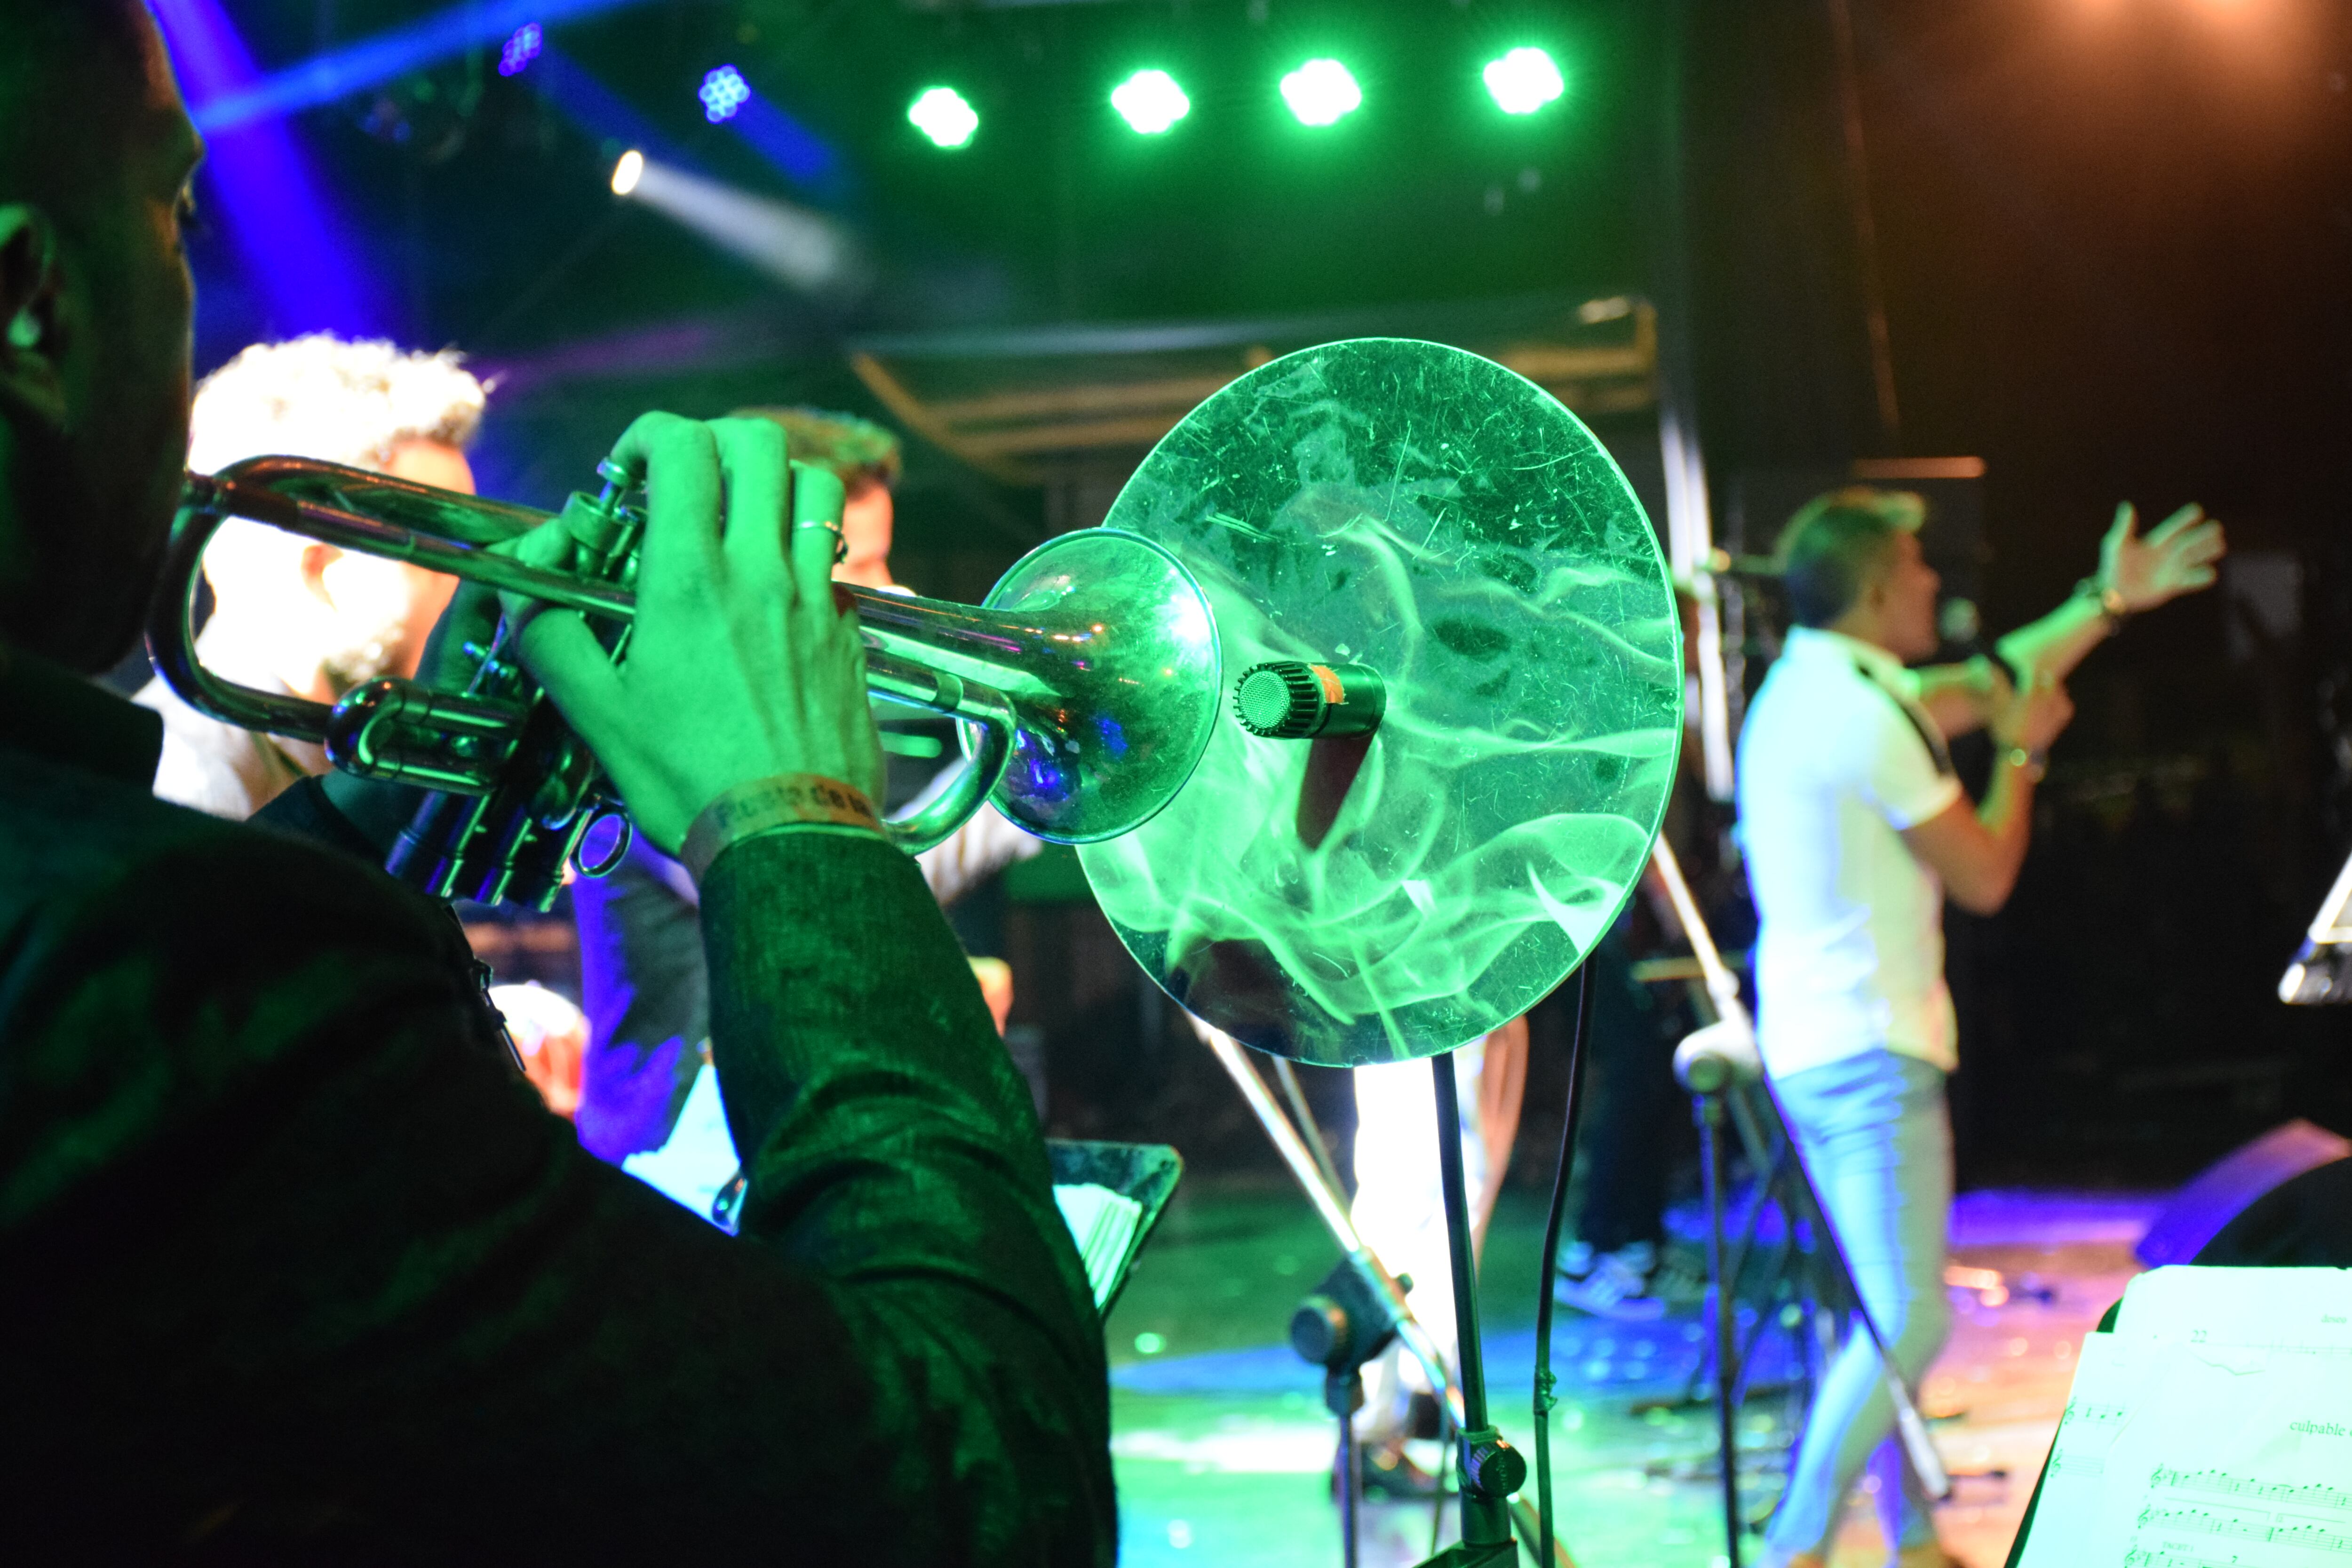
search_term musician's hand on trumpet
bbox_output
[507,413,886,856]
[154,409,1220,903]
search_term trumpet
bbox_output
[150,453,1224,911]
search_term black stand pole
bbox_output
[1697,1087,1745,1568]
[1413,1053,1525,1568]
[1534,967,1596,1568]
[1335,1371,1363,1568]
[1293,1260,1403,1568]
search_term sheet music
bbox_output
[2114,1266,2352,1356]
[2020,1269,2352,1568]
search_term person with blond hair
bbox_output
[135,334,487,818]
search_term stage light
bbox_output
[538,48,695,175]
[191,0,651,133]
[150,0,373,334]
[1111,69,1190,135]
[908,86,979,148]
[497,22,542,76]
[1482,47,1564,115]
[607,153,858,296]
[692,65,844,196]
[730,97,846,197]
[699,64,751,124]
[1280,58,1361,127]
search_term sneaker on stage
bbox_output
[1358,1440,1445,1500]
[1552,1239,1669,1321]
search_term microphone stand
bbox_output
[1196,1026,1575,1566]
[1414,1052,1525,1567]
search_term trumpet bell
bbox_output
[975,530,1222,842]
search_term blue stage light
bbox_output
[151,0,374,335]
[699,64,752,124]
[192,0,650,133]
[730,96,845,197]
[498,23,543,78]
[534,48,698,174]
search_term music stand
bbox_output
[1047,1138,1184,1315]
[2279,846,2352,1004]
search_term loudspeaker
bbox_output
[2135,1119,2352,1268]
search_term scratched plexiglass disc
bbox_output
[1076,339,1683,1067]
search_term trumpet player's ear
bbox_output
[0,205,69,433]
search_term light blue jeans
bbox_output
[1763,1049,1953,1560]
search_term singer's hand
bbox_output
[1993,669,2074,756]
[516,413,884,853]
[2100,501,2226,614]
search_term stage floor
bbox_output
[1104,1179,2159,1568]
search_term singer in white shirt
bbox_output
[1739,486,2222,1568]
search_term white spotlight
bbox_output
[610,153,858,296]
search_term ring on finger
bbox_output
[793,515,846,562]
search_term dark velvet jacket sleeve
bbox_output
[0,764,1112,1563]
[702,829,1115,1565]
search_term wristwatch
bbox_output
[2002,745,2049,782]
[2077,575,2130,628]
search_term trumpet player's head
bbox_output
[731,406,902,591]
[1776,486,1941,663]
[189,335,486,702]
[0,0,200,674]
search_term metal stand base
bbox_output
[1411,1053,1525,1568]
[1674,1046,1952,1562]
[1334,1372,1363,1568]
[1203,1024,1576,1566]
[1697,1087,1745,1568]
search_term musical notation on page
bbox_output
[2133,1497,2352,1553]
[2017,1270,2352,1568]
[2150,1468,2352,1514]
[2048,1396,2132,1478]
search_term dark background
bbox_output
[172,0,2352,1190]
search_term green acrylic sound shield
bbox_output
[1077,338,1683,1067]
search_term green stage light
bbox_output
[1483,47,1564,115]
[1111,68,1191,135]
[1279,58,1361,127]
[908,86,978,149]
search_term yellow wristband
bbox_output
[681,772,886,885]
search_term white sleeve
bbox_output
[1844,691,1964,830]
[916,802,1043,906]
